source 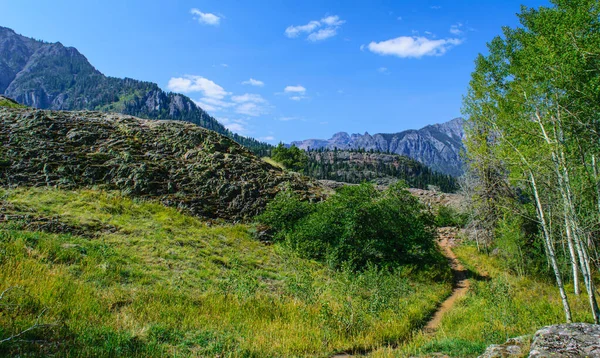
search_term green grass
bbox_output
[261,157,286,170]
[0,99,26,108]
[373,243,595,357]
[0,187,452,357]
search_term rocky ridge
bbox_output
[292,118,465,176]
[0,106,323,221]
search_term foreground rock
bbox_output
[479,324,600,357]
[478,336,530,358]
[0,107,323,220]
[529,323,600,357]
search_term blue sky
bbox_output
[2,0,549,143]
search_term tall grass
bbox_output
[0,188,451,357]
[373,244,594,357]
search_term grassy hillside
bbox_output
[0,96,26,108]
[0,187,452,357]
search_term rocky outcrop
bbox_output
[0,107,323,221]
[291,118,465,176]
[529,323,600,357]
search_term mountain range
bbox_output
[0,25,465,176]
[291,118,466,176]
[0,26,270,154]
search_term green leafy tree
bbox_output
[271,143,308,172]
[463,0,600,322]
[258,183,443,272]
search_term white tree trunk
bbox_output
[530,171,572,323]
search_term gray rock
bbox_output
[529,323,600,357]
[479,336,530,358]
[291,118,466,176]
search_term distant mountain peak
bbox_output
[291,118,465,176]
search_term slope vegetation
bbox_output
[0,188,452,357]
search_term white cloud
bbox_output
[397,16,403,21]
[242,78,264,87]
[284,85,306,93]
[259,136,276,141]
[236,102,267,116]
[190,8,221,26]
[230,94,269,116]
[172,76,270,117]
[377,67,390,74]
[231,93,266,103]
[285,20,321,38]
[450,23,464,35]
[278,117,297,121]
[321,15,345,26]
[308,28,338,42]
[193,100,217,112]
[367,36,463,58]
[285,15,344,41]
[199,97,235,108]
[219,118,249,134]
[430,5,442,10]
[289,96,304,101]
[167,75,230,99]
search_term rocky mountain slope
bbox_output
[0,26,270,154]
[292,117,465,176]
[305,150,458,192]
[0,106,322,220]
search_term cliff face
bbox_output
[0,107,322,221]
[292,118,466,176]
[305,150,458,192]
[0,26,270,153]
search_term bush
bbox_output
[271,143,308,172]
[258,182,441,271]
[435,205,468,227]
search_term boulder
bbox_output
[529,323,600,357]
[478,336,529,358]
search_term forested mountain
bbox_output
[305,149,458,192]
[0,26,270,155]
[292,118,465,176]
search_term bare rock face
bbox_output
[0,107,323,221]
[529,323,600,357]
[291,118,466,176]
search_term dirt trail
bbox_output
[423,229,469,333]
[331,228,469,357]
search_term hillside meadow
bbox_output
[0,187,452,357]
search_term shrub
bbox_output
[271,143,308,172]
[435,205,468,227]
[258,182,440,271]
